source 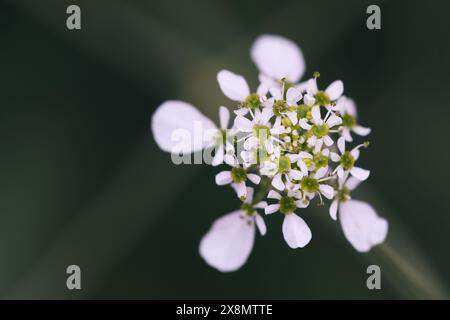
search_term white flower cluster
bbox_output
[151,35,388,272]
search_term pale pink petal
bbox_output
[282,214,312,249]
[217,70,250,102]
[151,100,217,153]
[199,211,255,272]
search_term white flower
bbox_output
[299,166,335,201]
[334,96,371,142]
[299,106,342,151]
[151,100,217,153]
[234,107,284,154]
[215,157,261,200]
[199,188,267,272]
[265,190,312,248]
[270,155,304,191]
[330,137,370,181]
[264,86,303,125]
[251,34,306,86]
[301,77,344,107]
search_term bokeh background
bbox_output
[1,0,450,299]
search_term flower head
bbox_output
[151,34,388,272]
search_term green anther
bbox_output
[231,167,247,183]
[303,158,312,167]
[273,100,288,116]
[301,176,319,193]
[363,141,370,148]
[340,151,355,170]
[337,187,350,202]
[279,196,297,215]
[241,203,255,216]
[245,93,261,109]
[315,91,330,106]
[311,123,329,138]
[278,156,291,173]
[313,71,321,79]
[297,104,310,119]
[342,114,356,128]
[313,152,328,169]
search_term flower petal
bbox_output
[288,169,303,180]
[151,100,217,153]
[219,106,230,129]
[311,106,321,124]
[255,214,267,236]
[282,214,312,249]
[286,87,302,104]
[250,34,305,83]
[233,182,247,199]
[271,173,285,191]
[325,80,344,100]
[212,144,224,166]
[353,125,371,136]
[329,199,338,220]
[350,167,370,181]
[215,171,232,185]
[199,211,255,272]
[319,184,334,199]
[247,173,261,185]
[234,116,253,132]
[217,70,250,102]
[339,200,388,252]
[268,190,282,200]
[265,204,280,215]
[326,114,342,127]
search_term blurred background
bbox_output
[1,0,449,299]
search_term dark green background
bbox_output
[0,0,449,299]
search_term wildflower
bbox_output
[265,190,311,248]
[151,34,388,272]
[334,96,371,142]
[301,76,344,107]
[299,105,342,151]
[330,137,370,181]
[215,156,261,200]
[199,188,267,272]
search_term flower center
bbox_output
[340,151,355,170]
[337,186,350,202]
[311,123,329,138]
[278,156,291,174]
[297,104,310,119]
[245,93,261,109]
[301,176,319,193]
[342,114,356,128]
[313,152,328,169]
[240,203,255,216]
[315,91,330,106]
[273,100,288,116]
[231,167,247,183]
[279,196,296,215]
